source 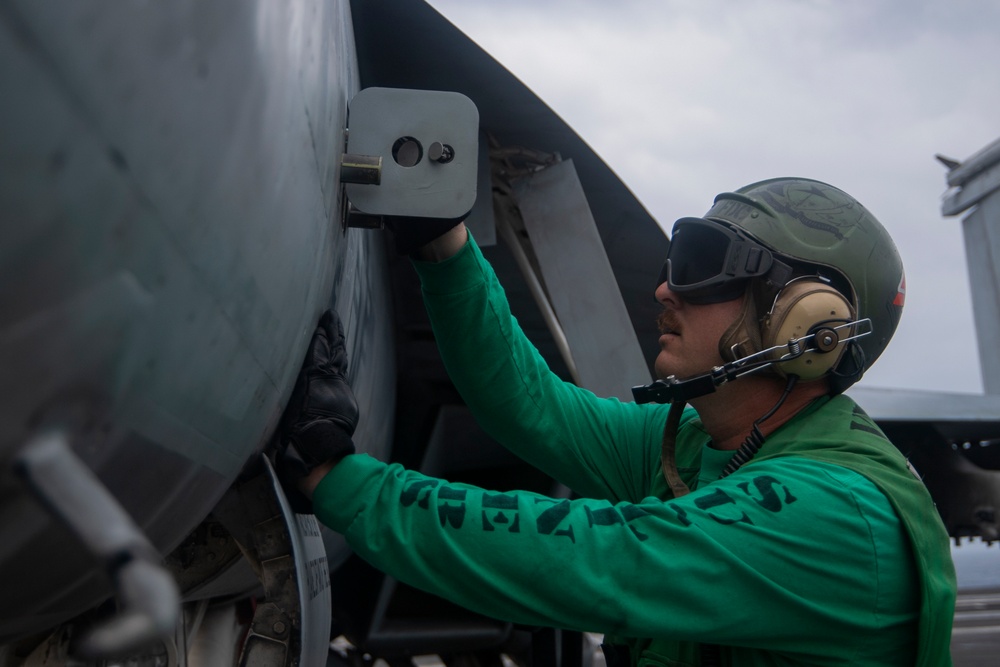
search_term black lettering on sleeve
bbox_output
[586,506,624,528]
[535,498,576,543]
[736,475,798,513]
[437,486,468,529]
[400,479,440,509]
[694,488,753,526]
[620,504,651,541]
[671,504,693,527]
[585,505,651,541]
[482,492,520,533]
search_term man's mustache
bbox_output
[657,311,681,335]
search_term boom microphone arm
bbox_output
[632,319,871,404]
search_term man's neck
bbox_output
[690,376,829,451]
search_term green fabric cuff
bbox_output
[411,231,486,295]
[312,453,385,532]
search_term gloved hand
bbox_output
[277,310,359,507]
[384,215,463,256]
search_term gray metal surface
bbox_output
[464,134,498,247]
[961,195,1000,394]
[943,163,1000,217]
[228,456,332,667]
[847,386,1000,429]
[940,136,1000,393]
[945,137,1000,188]
[14,430,179,656]
[515,160,651,400]
[345,87,479,219]
[0,0,396,643]
[349,0,669,377]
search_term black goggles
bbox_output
[657,218,776,304]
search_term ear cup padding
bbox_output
[762,281,855,380]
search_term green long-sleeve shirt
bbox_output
[313,233,954,666]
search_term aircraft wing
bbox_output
[848,386,1000,442]
[848,386,1000,541]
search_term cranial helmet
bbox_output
[666,177,905,392]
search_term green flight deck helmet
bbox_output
[680,177,905,392]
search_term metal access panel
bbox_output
[345,87,479,219]
[515,159,651,401]
[464,133,497,246]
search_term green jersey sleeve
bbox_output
[413,233,671,503]
[312,453,917,665]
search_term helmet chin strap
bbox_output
[654,371,800,498]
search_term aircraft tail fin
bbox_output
[941,137,1000,394]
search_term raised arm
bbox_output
[411,225,669,502]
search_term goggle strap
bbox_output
[762,257,794,291]
[727,241,771,279]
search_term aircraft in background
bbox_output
[2,1,998,665]
[847,137,1000,545]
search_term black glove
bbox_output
[278,310,359,491]
[384,215,463,256]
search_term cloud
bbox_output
[427,0,998,392]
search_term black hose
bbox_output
[719,375,798,479]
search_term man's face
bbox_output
[653,280,744,380]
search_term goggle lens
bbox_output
[657,219,774,304]
[667,225,731,288]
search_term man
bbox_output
[282,178,955,666]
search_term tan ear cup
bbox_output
[762,280,855,380]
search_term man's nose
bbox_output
[655,281,683,308]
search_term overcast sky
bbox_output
[425,0,999,394]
